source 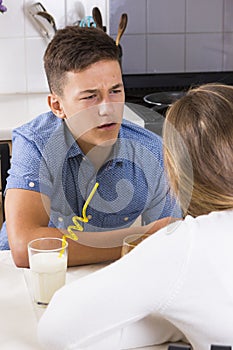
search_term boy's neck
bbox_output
[80,142,114,170]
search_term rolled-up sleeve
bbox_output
[6,129,52,197]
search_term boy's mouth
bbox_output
[97,122,116,130]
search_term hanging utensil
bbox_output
[28,2,46,14]
[115,13,128,46]
[92,7,103,30]
[36,11,57,33]
[27,2,48,38]
[27,2,57,40]
[79,16,96,28]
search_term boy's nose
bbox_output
[98,101,114,116]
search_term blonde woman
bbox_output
[38,83,233,350]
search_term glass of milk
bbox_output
[28,237,68,307]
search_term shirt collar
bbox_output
[64,122,128,166]
[63,122,85,159]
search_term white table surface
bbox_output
[0,250,175,350]
[0,93,144,141]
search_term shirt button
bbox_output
[124,217,129,222]
[87,214,92,220]
[29,181,35,188]
[58,217,63,222]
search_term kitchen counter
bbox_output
[0,93,144,141]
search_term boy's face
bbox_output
[49,60,125,154]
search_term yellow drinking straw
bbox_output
[59,182,99,257]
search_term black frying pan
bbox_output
[144,91,186,109]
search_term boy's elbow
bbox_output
[8,236,30,268]
[13,255,29,268]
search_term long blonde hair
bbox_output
[163,83,233,217]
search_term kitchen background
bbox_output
[1,0,233,95]
[1,0,233,224]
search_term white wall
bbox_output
[110,0,233,74]
[0,0,107,94]
[1,0,233,94]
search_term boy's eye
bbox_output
[82,94,96,100]
[111,89,121,94]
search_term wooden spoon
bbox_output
[115,13,128,46]
[92,7,103,30]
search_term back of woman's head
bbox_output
[164,83,233,217]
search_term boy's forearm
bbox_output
[9,224,152,268]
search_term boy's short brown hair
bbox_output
[44,26,120,96]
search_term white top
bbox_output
[38,209,233,350]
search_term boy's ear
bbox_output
[48,93,66,119]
